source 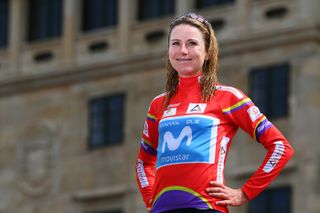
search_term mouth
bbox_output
[177,58,192,62]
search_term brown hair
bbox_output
[165,12,219,106]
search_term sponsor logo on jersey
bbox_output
[247,106,262,122]
[263,141,284,173]
[186,103,207,114]
[143,121,149,137]
[136,159,149,188]
[162,126,192,153]
[168,103,181,108]
[157,115,219,169]
[216,136,230,183]
[255,118,272,141]
[163,108,177,117]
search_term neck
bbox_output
[178,74,202,89]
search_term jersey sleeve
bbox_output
[135,97,162,208]
[216,85,294,200]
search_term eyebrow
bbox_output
[170,38,200,42]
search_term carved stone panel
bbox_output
[16,120,57,196]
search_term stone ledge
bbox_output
[72,184,131,202]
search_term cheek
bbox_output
[168,48,176,61]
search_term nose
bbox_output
[180,44,188,54]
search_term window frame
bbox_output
[0,0,9,48]
[195,0,235,9]
[137,0,175,21]
[81,0,118,32]
[248,186,292,213]
[249,63,290,119]
[88,93,125,150]
[27,0,63,42]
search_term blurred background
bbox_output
[0,0,319,212]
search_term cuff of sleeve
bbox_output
[144,198,152,208]
[241,185,255,201]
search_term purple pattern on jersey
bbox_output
[141,139,157,156]
[256,119,272,141]
[152,190,210,213]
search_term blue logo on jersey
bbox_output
[156,115,219,169]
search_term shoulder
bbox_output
[214,84,252,111]
[150,92,166,107]
[215,85,245,99]
[147,92,166,118]
[152,92,166,102]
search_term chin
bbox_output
[177,70,200,77]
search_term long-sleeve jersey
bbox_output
[136,75,294,213]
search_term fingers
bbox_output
[216,200,232,206]
[209,181,225,187]
[147,199,152,212]
[206,181,239,207]
[206,182,248,207]
[206,187,221,193]
[208,192,229,199]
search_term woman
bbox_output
[135,12,294,213]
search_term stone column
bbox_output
[118,0,132,54]
[236,0,251,34]
[8,0,25,73]
[176,0,194,16]
[62,0,78,66]
[296,0,320,25]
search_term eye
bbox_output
[189,41,198,46]
[171,41,180,46]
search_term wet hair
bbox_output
[165,12,219,106]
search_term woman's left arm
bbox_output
[240,123,294,200]
[207,123,294,206]
[208,87,294,205]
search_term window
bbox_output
[196,0,235,9]
[28,0,63,41]
[0,0,9,48]
[89,94,125,149]
[249,64,289,119]
[248,187,292,213]
[82,0,118,32]
[138,0,175,21]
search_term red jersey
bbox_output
[136,75,294,213]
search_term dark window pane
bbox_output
[250,69,269,115]
[82,0,118,32]
[196,0,235,9]
[28,0,63,41]
[90,98,107,148]
[248,187,292,213]
[269,187,292,213]
[270,65,289,117]
[89,94,125,149]
[248,192,268,213]
[249,64,289,119]
[106,95,124,144]
[138,0,175,21]
[0,0,9,48]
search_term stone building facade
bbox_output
[0,0,319,213]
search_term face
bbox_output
[169,24,208,78]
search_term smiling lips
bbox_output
[177,58,192,62]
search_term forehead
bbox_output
[170,24,204,40]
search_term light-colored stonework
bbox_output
[0,0,319,212]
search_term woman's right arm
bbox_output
[135,103,160,209]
